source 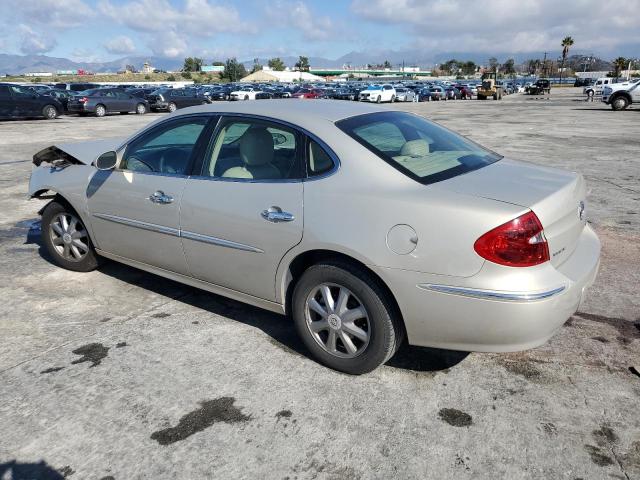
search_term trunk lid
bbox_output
[438,159,587,267]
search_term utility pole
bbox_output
[542,52,548,77]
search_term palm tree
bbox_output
[612,57,628,79]
[559,36,574,84]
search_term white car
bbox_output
[229,87,262,101]
[394,88,416,102]
[583,77,616,97]
[359,84,396,103]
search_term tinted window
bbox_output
[308,140,334,177]
[122,118,208,174]
[336,111,501,185]
[0,85,9,98]
[203,118,302,180]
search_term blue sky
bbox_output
[1,0,639,63]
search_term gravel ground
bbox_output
[0,88,638,480]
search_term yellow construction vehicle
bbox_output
[477,71,503,100]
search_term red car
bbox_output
[455,85,474,99]
[292,88,323,99]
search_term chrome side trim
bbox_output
[181,230,264,253]
[93,213,180,237]
[94,213,263,253]
[417,284,566,302]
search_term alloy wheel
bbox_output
[304,283,370,358]
[49,212,90,262]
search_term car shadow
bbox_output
[24,220,469,374]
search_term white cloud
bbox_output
[104,35,136,55]
[266,1,337,41]
[11,0,94,28]
[18,24,57,54]
[147,31,188,58]
[98,0,251,36]
[350,0,640,53]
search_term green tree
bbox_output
[488,57,499,73]
[268,57,285,71]
[383,60,392,69]
[295,56,310,72]
[212,61,225,66]
[461,61,476,76]
[250,58,262,74]
[182,57,203,72]
[526,59,541,75]
[612,57,628,78]
[167,74,176,81]
[181,71,192,79]
[223,57,247,82]
[559,36,574,84]
[502,58,516,77]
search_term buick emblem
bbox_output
[578,201,585,221]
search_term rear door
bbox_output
[86,115,213,274]
[0,85,11,117]
[180,115,305,301]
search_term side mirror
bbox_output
[95,151,118,170]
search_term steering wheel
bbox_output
[159,147,186,174]
[126,156,153,172]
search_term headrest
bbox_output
[239,128,274,166]
[400,139,430,157]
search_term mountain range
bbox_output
[0,50,607,75]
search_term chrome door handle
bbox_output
[261,206,294,223]
[148,190,174,204]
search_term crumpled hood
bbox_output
[33,137,126,166]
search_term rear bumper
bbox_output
[68,104,91,113]
[149,101,169,110]
[375,224,600,352]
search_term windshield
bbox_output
[336,111,502,185]
[365,85,380,90]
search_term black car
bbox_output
[67,88,149,116]
[147,88,210,112]
[42,89,77,112]
[126,87,157,100]
[0,84,63,120]
[526,79,551,95]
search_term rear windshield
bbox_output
[336,111,501,185]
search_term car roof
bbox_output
[172,99,388,127]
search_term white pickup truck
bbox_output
[602,78,640,110]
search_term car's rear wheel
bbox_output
[136,103,147,114]
[611,96,629,111]
[292,261,403,374]
[41,201,100,272]
[168,102,177,112]
[42,105,58,120]
[391,95,396,102]
[376,95,381,103]
[95,104,106,117]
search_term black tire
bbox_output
[376,95,381,103]
[611,95,629,111]
[42,105,58,120]
[95,104,106,117]
[136,103,147,115]
[478,94,486,100]
[168,102,177,112]
[292,261,403,374]
[41,200,100,272]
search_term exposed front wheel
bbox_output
[292,262,403,374]
[611,96,629,111]
[95,104,106,117]
[168,102,177,112]
[136,103,147,114]
[42,105,58,120]
[376,95,381,103]
[41,201,100,272]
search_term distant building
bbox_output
[142,62,154,74]
[202,65,224,73]
[25,72,53,77]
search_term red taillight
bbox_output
[474,211,549,267]
[79,97,88,103]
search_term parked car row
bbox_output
[2,76,543,120]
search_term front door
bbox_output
[180,116,305,301]
[86,115,212,274]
